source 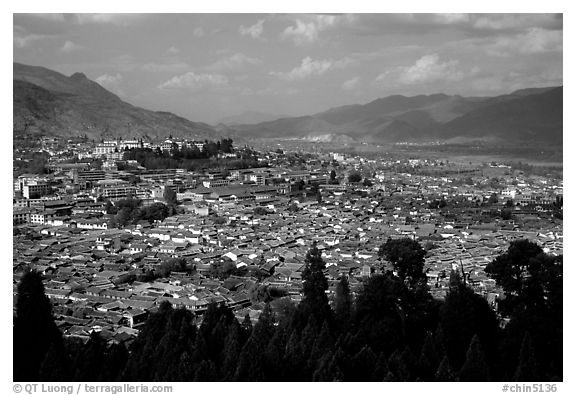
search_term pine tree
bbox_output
[235,337,264,381]
[433,324,447,359]
[308,321,333,371]
[175,352,195,381]
[387,349,411,381]
[284,330,305,381]
[264,324,287,381]
[458,334,491,381]
[14,270,65,381]
[300,316,319,362]
[98,342,128,381]
[73,332,106,381]
[440,272,499,371]
[513,332,541,381]
[300,243,332,323]
[334,276,352,326]
[38,342,71,381]
[241,313,253,340]
[371,352,389,381]
[349,345,378,381]
[194,360,218,381]
[235,305,274,381]
[312,351,343,381]
[417,331,440,381]
[221,320,243,381]
[435,355,456,381]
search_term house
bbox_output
[122,309,148,328]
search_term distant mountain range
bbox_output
[13,62,222,141]
[13,62,562,145]
[218,111,289,126]
[231,87,562,145]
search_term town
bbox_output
[13,135,563,346]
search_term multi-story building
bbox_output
[13,208,32,224]
[100,185,137,201]
[191,141,205,151]
[93,142,118,156]
[202,179,230,188]
[76,170,106,183]
[119,140,142,150]
[22,181,51,199]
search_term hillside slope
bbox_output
[232,88,562,144]
[13,62,222,141]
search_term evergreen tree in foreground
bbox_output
[14,270,67,381]
[299,242,332,324]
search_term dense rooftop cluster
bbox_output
[13,136,562,353]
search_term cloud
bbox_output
[140,61,190,73]
[193,27,205,38]
[313,14,561,40]
[432,13,471,25]
[207,53,261,71]
[73,13,146,26]
[472,14,562,31]
[26,13,67,22]
[341,77,360,91]
[376,54,478,85]
[95,73,124,96]
[61,40,83,52]
[398,54,466,84]
[271,57,351,80]
[282,14,355,45]
[158,72,229,90]
[13,25,52,48]
[167,46,180,54]
[240,87,300,97]
[240,19,265,39]
[486,28,562,57]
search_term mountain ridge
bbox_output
[13,62,224,141]
[231,86,562,144]
[13,62,562,145]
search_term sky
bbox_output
[13,13,563,124]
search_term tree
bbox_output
[513,332,541,381]
[38,342,71,381]
[235,305,274,381]
[221,321,243,380]
[158,258,187,277]
[136,202,170,223]
[163,186,177,205]
[333,276,352,325]
[485,240,561,315]
[220,138,234,153]
[501,209,513,220]
[417,331,440,381]
[458,335,491,381]
[435,356,456,381]
[439,272,499,372]
[300,243,332,323]
[287,202,299,212]
[312,350,343,381]
[329,169,337,184]
[14,270,66,381]
[253,206,269,216]
[378,238,427,288]
[349,345,378,381]
[487,193,499,204]
[348,172,362,183]
[73,332,107,381]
